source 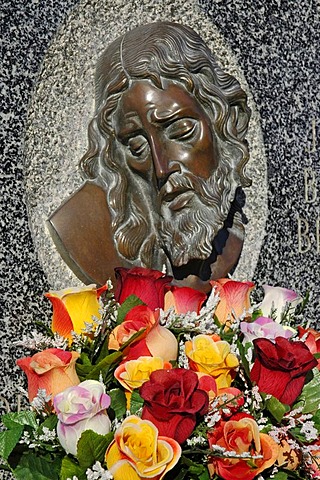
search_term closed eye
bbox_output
[127,135,148,157]
[166,118,198,141]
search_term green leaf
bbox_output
[251,308,263,321]
[109,388,127,419]
[14,452,61,480]
[77,430,114,469]
[264,395,290,422]
[266,472,288,480]
[294,368,320,413]
[2,411,38,430]
[0,426,24,460]
[88,351,123,380]
[60,456,87,480]
[116,295,145,325]
[130,390,144,414]
[236,340,251,381]
[38,414,58,432]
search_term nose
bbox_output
[149,137,181,190]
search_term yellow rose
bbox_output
[185,334,239,388]
[106,415,181,480]
[114,356,172,392]
[45,284,107,343]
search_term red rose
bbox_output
[114,267,172,310]
[140,368,208,444]
[250,337,317,405]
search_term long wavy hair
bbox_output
[79,22,251,269]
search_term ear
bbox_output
[230,103,251,140]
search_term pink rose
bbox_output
[17,348,80,401]
[259,285,302,322]
[240,316,294,344]
[54,380,111,456]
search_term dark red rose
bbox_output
[250,337,317,405]
[140,368,208,444]
[114,267,172,310]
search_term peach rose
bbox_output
[45,284,107,343]
[210,278,254,325]
[185,334,239,389]
[208,413,279,480]
[17,348,80,401]
[106,415,181,480]
[109,306,177,362]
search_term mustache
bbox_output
[159,172,202,202]
[159,171,221,208]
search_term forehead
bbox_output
[116,79,206,123]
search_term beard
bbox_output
[159,164,235,267]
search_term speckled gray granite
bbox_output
[1,0,319,416]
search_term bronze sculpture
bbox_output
[47,22,251,289]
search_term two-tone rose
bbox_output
[208,413,279,480]
[54,380,111,456]
[106,416,181,480]
[17,348,80,401]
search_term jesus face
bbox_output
[113,79,233,268]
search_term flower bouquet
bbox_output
[1,267,320,480]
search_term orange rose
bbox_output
[45,284,107,343]
[208,413,279,480]
[17,348,80,401]
[210,278,254,325]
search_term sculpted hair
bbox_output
[79,22,251,266]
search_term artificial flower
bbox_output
[276,436,301,470]
[259,285,302,322]
[215,387,245,417]
[54,380,111,456]
[17,348,80,401]
[210,278,254,325]
[240,316,295,344]
[45,284,107,343]
[208,413,279,480]
[250,337,317,405]
[114,267,172,310]
[140,368,208,444]
[108,305,177,362]
[164,285,206,314]
[114,356,172,392]
[185,334,239,388]
[106,415,181,480]
[298,326,320,369]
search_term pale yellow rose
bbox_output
[106,415,181,480]
[185,334,239,388]
[114,356,172,392]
